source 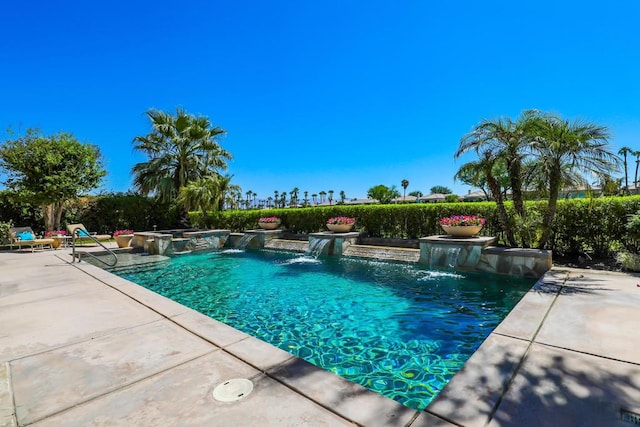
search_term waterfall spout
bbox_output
[306,238,331,258]
[235,233,256,249]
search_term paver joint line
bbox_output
[483,269,569,425]
[57,254,369,426]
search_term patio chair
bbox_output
[9,226,55,252]
[66,224,112,243]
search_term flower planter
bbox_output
[441,225,483,237]
[114,234,134,248]
[51,236,63,249]
[258,222,280,230]
[327,223,354,233]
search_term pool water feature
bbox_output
[116,249,534,410]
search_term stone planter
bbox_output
[327,223,354,233]
[441,225,483,238]
[114,234,134,248]
[258,222,280,230]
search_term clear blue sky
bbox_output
[2,1,639,200]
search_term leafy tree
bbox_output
[132,108,230,222]
[408,190,423,198]
[445,194,460,203]
[0,128,105,230]
[367,184,398,204]
[618,146,633,194]
[429,185,452,194]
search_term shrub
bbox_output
[193,196,640,257]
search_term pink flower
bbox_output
[439,215,485,227]
[327,216,356,225]
[113,229,134,237]
[258,217,281,223]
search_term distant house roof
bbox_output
[419,193,446,202]
[463,190,488,201]
[344,198,378,205]
[391,195,418,203]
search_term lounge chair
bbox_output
[66,224,112,243]
[9,227,55,252]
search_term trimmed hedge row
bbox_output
[192,196,640,256]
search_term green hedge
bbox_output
[191,196,640,257]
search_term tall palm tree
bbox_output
[328,190,334,206]
[274,190,279,208]
[634,150,640,192]
[267,196,273,208]
[401,179,409,202]
[245,190,252,209]
[132,108,230,222]
[339,190,346,204]
[531,116,620,248]
[291,187,299,207]
[319,191,326,204]
[618,146,633,194]
[312,193,318,205]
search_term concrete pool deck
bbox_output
[1,247,639,426]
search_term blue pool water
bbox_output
[116,249,533,410]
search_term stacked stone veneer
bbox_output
[132,230,230,255]
[308,232,361,256]
[419,235,551,278]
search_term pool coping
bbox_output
[2,247,640,426]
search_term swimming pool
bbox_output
[116,249,534,410]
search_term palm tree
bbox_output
[634,151,640,192]
[291,187,299,207]
[401,179,409,202]
[339,190,346,204]
[618,146,633,194]
[328,190,334,206]
[176,175,220,228]
[319,191,326,204]
[281,190,287,207]
[132,108,230,222]
[216,174,241,211]
[267,196,273,208]
[252,192,257,209]
[457,110,541,219]
[312,193,318,205]
[531,115,620,248]
[245,190,252,209]
[274,190,279,208]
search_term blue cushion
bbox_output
[17,231,35,241]
[77,229,89,237]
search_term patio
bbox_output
[1,246,639,426]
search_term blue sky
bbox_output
[2,1,639,201]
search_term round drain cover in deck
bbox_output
[212,378,254,402]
